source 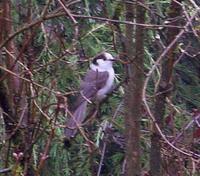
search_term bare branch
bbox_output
[143,8,200,158]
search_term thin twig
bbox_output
[0,64,74,97]
[0,167,11,174]
[0,11,185,49]
[72,14,183,29]
[97,102,123,176]
[188,0,200,9]
[142,8,200,158]
[172,114,200,145]
[57,0,78,24]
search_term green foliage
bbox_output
[0,0,199,175]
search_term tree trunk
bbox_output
[124,1,145,175]
[150,1,183,175]
[0,1,14,136]
[0,1,34,175]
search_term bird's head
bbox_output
[92,52,115,70]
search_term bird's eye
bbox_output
[103,57,106,61]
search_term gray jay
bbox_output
[65,52,115,139]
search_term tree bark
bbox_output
[0,0,19,136]
[124,1,145,175]
[150,1,183,175]
[0,1,34,175]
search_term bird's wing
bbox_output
[82,69,109,90]
[75,69,109,106]
[65,70,108,140]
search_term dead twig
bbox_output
[142,8,200,158]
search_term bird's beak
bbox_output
[109,56,118,62]
[109,59,116,62]
[109,56,119,62]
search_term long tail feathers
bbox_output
[65,101,87,139]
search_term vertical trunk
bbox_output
[124,1,145,175]
[0,1,14,135]
[0,0,19,136]
[0,1,34,175]
[21,1,35,174]
[150,1,183,176]
[4,0,20,96]
[18,1,36,174]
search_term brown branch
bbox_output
[57,0,78,24]
[35,129,54,176]
[143,8,200,158]
[172,114,200,145]
[72,14,184,29]
[0,11,185,49]
[0,64,75,96]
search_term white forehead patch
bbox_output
[104,52,114,60]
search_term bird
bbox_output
[64,52,115,140]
